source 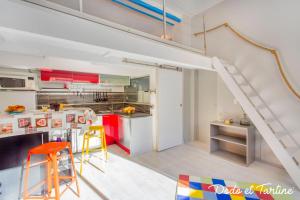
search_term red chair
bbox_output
[23,142,80,200]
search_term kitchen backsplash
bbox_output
[36,91,150,114]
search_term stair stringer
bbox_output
[212,57,300,189]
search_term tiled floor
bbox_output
[61,142,299,199]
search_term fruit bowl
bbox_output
[5,105,25,114]
[122,106,136,115]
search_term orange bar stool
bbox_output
[80,125,108,175]
[23,142,80,200]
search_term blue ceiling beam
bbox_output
[112,0,175,26]
[128,0,182,23]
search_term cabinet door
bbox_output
[102,114,119,145]
[156,68,183,151]
[100,74,130,86]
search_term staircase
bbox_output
[212,57,300,189]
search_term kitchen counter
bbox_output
[0,108,94,139]
[97,112,151,118]
[0,128,48,139]
[119,115,152,156]
[0,131,49,200]
[117,112,151,118]
[0,131,49,169]
[95,112,152,155]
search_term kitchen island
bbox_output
[119,114,152,156]
[97,112,153,156]
[0,131,48,170]
[0,108,90,199]
[0,131,49,200]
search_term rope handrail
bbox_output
[194,22,300,100]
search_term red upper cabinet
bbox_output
[72,71,99,83]
[41,69,99,83]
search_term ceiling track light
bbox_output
[122,58,182,72]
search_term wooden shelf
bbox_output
[210,121,255,166]
[210,121,250,130]
[212,150,246,166]
[211,134,246,146]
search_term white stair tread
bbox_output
[286,146,300,156]
[273,131,287,138]
[227,69,238,74]
[292,157,300,166]
[213,57,300,188]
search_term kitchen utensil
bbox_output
[59,104,64,111]
[50,103,60,111]
[224,119,233,125]
[105,92,108,101]
[96,92,99,102]
[240,113,251,126]
[41,106,48,112]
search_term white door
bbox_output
[157,68,183,151]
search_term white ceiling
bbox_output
[0,27,156,76]
[149,0,224,17]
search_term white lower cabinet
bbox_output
[120,116,153,156]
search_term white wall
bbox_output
[192,0,300,89]
[196,69,282,166]
[183,69,196,143]
[47,0,80,10]
[0,0,211,70]
[47,0,192,46]
[217,76,243,122]
[192,0,300,166]
[195,69,217,148]
[0,91,36,113]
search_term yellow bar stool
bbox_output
[80,125,108,175]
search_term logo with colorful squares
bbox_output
[176,175,294,200]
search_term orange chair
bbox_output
[23,142,80,200]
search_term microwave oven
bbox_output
[0,74,37,90]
